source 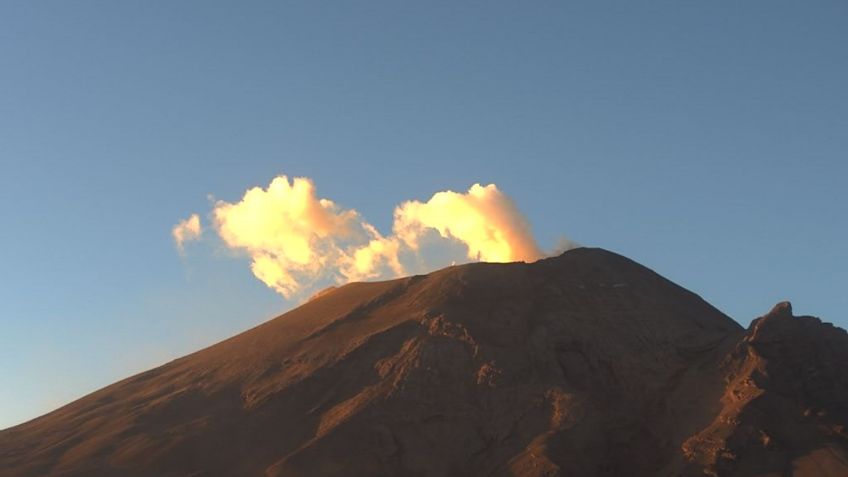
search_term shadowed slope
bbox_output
[1,248,844,477]
[680,302,848,476]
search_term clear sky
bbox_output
[1,1,846,429]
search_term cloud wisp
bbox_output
[172,214,202,254]
[176,175,550,299]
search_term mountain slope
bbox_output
[1,248,845,477]
[682,301,848,476]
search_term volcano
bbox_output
[1,248,846,477]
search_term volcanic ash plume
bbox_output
[178,175,547,298]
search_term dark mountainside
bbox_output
[1,248,846,477]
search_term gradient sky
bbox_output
[1,1,846,429]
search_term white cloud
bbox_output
[172,214,202,254]
[181,175,549,299]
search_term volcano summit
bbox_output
[1,248,846,477]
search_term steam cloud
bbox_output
[172,214,202,253]
[394,184,542,263]
[177,175,548,298]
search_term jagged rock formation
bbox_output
[0,248,845,476]
[681,301,848,476]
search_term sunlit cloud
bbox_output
[393,183,542,263]
[178,174,554,299]
[211,176,370,298]
[172,213,202,254]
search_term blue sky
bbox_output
[1,1,846,429]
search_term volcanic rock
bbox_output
[1,248,845,476]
